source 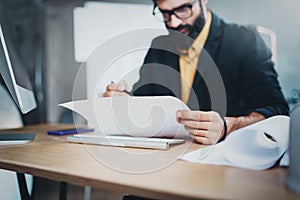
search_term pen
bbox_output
[111,81,133,96]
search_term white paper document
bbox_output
[60,96,190,138]
[180,115,290,170]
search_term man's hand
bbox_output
[102,80,131,97]
[176,110,225,145]
[176,110,265,145]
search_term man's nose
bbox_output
[167,14,182,28]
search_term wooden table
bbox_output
[0,124,299,200]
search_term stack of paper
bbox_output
[60,96,192,150]
[60,96,190,138]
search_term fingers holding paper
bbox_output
[176,110,225,145]
[102,80,131,97]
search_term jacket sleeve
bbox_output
[238,27,289,117]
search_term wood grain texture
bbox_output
[0,124,298,200]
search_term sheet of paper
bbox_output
[279,150,289,167]
[180,115,290,170]
[60,96,190,138]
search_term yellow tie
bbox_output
[179,11,212,104]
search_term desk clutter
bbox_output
[60,96,291,171]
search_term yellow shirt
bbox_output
[179,11,212,104]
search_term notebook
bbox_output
[67,134,185,150]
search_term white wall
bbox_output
[74,1,166,99]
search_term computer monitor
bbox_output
[0,23,36,114]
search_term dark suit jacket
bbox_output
[132,12,289,118]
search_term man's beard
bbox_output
[166,15,205,53]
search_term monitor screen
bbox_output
[0,23,36,114]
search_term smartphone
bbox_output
[47,128,94,136]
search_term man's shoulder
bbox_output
[210,12,270,62]
[224,22,257,39]
[209,12,259,48]
[220,20,262,50]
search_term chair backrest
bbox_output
[255,25,277,66]
[0,83,23,129]
[247,25,277,66]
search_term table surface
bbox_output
[0,124,299,200]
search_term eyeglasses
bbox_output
[152,0,198,22]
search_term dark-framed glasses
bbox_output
[152,0,198,22]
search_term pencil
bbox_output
[111,81,133,96]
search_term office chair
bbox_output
[0,84,34,200]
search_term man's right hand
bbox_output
[102,80,131,97]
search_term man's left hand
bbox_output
[176,110,225,145]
